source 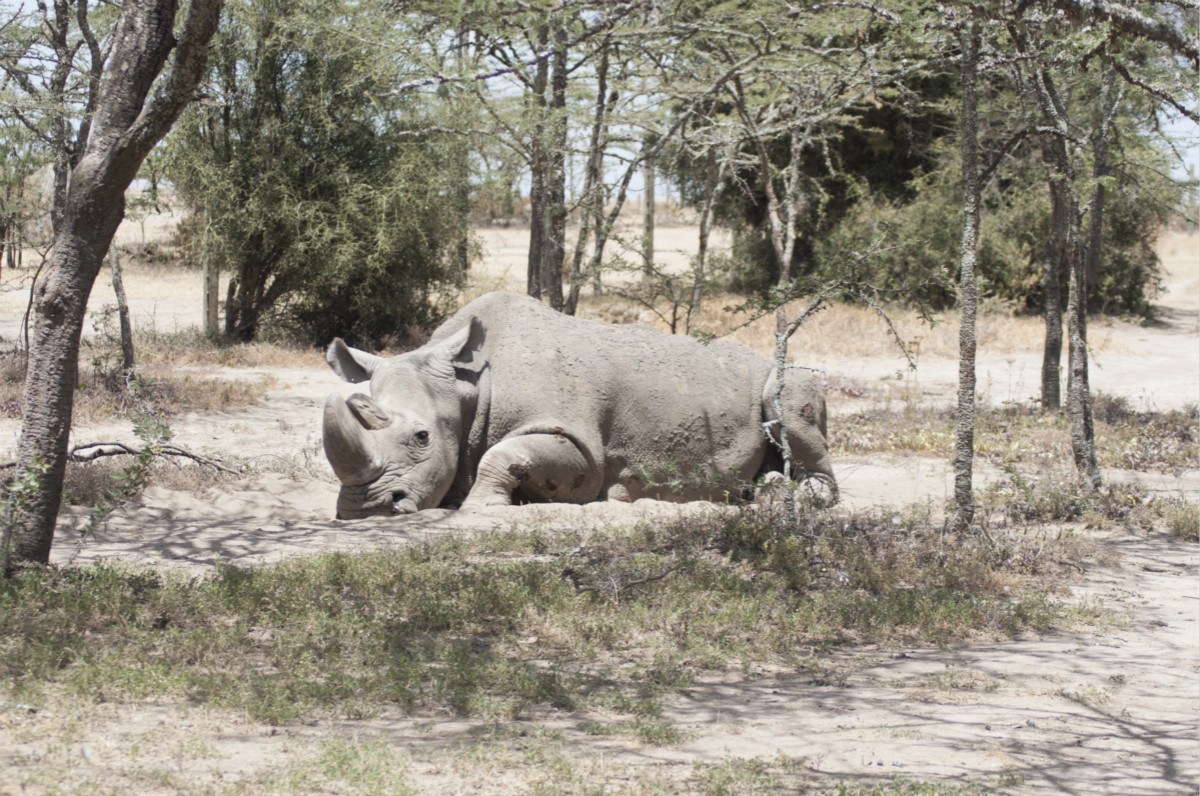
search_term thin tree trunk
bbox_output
[203,251,219,336]
[729,78,804,333]
[590,84,619,298]
[1086,54,1117,308]
[541,27,568,311]
[1065,214,1102,488]
[1040,170,1065,410]
[109,248,135,374]
[951,22,982,533]
[565,43,611,316]
[1011,21,1101,487]
[641,135,655,284]
[689,148,729,324]
[526,25,549,301]
[454,140,471,275]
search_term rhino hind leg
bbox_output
[760,368,838,501]
[461,433,602,509]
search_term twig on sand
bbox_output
[0,442,241,475]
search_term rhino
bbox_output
[322,291,835,518]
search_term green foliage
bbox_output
[811,135,1179,315]
[166,0,464,345]
[682,15,1190,319]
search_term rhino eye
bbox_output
[414,430,430,446]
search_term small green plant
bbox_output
[1163,499,1199,541]
[83,411,173,535]
[0,457,50,572]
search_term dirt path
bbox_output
[650,530,1198,795]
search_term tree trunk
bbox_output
[109,248,135,374]
[1040,169,1066,410]
[1086,54,1117,308]
[1065,214,1102,488]
[565,43,611,316]
[527,164,544,299]
[689,148,729,323]
[3,0,223,570]
[525,25,550,301]
[1013,23,1102,487]
[454,139,471,275]
[591,85,619,299]
[951,22,982,533]
[540,27,568,311]
[203,253,220,336]
[641,136,656,284]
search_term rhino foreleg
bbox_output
[461,433,600,509]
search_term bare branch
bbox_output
[1045,0,1199,68]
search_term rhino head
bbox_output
[322,321,479,519]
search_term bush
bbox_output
[167,0,464,346]
[807,145,1176,316]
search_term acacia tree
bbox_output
[706,2,928,330]
[2,0,223,570]
[168,0,463,344]
[1003,1,1197,488]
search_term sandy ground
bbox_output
[0,220,1196,794]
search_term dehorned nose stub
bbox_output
[323,392,384,484]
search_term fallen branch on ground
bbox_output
[0,442,241,475]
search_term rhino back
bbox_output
[434,293,773,494]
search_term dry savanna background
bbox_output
[0,207,1195,796]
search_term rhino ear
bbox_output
[434,316,484,367]
[326,338,383,383]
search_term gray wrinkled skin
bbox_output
[323,292,835,518]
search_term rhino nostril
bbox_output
[392,491,407,503]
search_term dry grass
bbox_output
[129,330,319,369]
[0,348,271,424]
[576,292,1120,361]
[830,397,1198,475]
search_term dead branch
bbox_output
[0,441,241,475]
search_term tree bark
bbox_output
[641,135,656,284]
[1086,54,1117,308]
[109,248,135,374]
[525,25,550,301]
[565,42,612,316]
[1011,20,1101,486]
[689,147,729,323]
[203,252,220,336]
[540,26,568,311]
[1065,209,1102,488]
[951,22,982,533]
[3,0,223,570]
[1040,167,1065,410]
